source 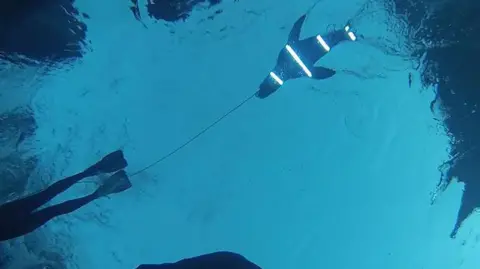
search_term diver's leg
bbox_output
[0,171,92,214]
[0,150,127,214]
[21,192,99,235]
[0,192,98,241]
[3,171,132,239]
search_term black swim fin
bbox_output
[311,66,336,80]
[85,150,128,175]
[95,170,132,197]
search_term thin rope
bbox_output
[129,91,258,177]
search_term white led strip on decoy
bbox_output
[285,44,312,78]
[316,34,331,52]
[344,25,357,41]
[269,71,284,85]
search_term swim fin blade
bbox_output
[86,150,128,175]
[95,170,132,197]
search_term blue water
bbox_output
[3,0,474,268]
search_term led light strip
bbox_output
[344,26,357,41]
[347,32,356,41]
[285,44,312,78]
[269,71,284,85]
[316,34,331,52]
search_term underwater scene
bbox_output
[1,0,479,268]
